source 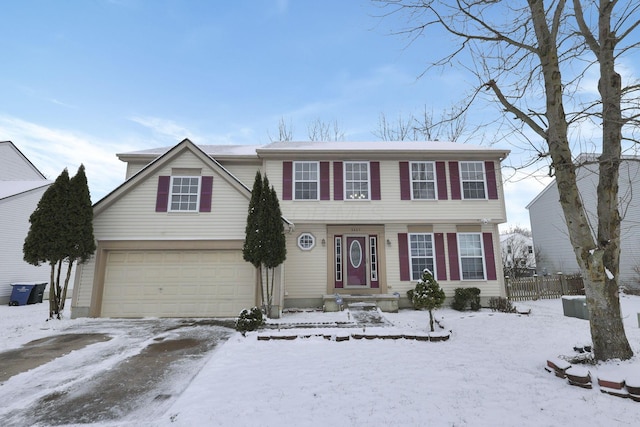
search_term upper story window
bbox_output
[460,162,487,199]
[410,161,436,200]
[409,233,435,281]
[345,162,370,200]
[170,176,201,211]
[458,233,485,280]
[294,161,319,200]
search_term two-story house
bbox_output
[527,155,640,289]
[71,139,510,318]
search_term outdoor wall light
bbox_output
[321,238,326,247]
[386,239,391,246]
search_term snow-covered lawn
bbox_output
[2,295,640,426]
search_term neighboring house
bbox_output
[71,139,510,318]
[527,155,640,289]
[0,141,52,304]
[499,231,536,277]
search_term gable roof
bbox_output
[95,139,293,226]
[0,180,51,201]
[94,139,254,215]
[0,141,48,181]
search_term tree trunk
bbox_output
[428,309,434,332]
[59,260,74,313]
[49,264,56,319]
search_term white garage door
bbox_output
[101,250,255,318]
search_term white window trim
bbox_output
[344,161,371,201]
[293,161,320,201]
[410,161,437,200]
[460,161,488,200]
[408,233,436,281]
[457,232,486,281]
[335,236,343,282]
[297,233,316,251]
[370,236,378,282]
[169,176,201,212]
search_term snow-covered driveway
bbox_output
[0,315,233,426]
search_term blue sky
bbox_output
[2,0,561,229]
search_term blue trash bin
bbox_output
[9,283,39,306]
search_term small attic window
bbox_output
[297,233,315,251]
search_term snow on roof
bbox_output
[259,140,509,154]
[0,180,51,200]
[119,144,262,158]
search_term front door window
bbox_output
[346,236,367,286]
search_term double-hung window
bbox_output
[170,176,200,212]
[458,233,485,280]
[410,161,436,200]
[460,162,486,199]
[345,162,369,200]
[294,161,319,200]
[409,233,435,281]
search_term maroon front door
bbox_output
[346,236,367,286]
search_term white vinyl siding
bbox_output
[410,161,436,200]
[0,188,54,303]
[460,161,487,200]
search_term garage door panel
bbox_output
[102,249,256,318]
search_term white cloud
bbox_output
[0,115,131,202]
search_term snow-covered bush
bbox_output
[235,307,264,335]
[407,269,446,332]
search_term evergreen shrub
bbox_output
[235,307,264,335]
[451,287,481,311]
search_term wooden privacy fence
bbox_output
[505,273,585,301]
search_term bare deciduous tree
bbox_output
[307,118,345,141]
[374,105,468,141]
[376,0,640,361]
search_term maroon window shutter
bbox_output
[398,233,410,281]
[449,161,461,200]
[320,161,330,200]
[199,176,213,212]
[485,161,498,200]
[333,161,343,200]
[447,233,460,280]
[155,176,170,212]
[435,233,447,281]
[399,161,411,200]
[282,161,292,200]
[483,232,497,280]
[335,235,343,288]
[436,161,448,200]
[370,161,381,200]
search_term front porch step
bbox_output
[323,293,399,313]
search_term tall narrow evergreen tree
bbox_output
[24,165,95,319]
[262,183,286,315]
[243,171,264,305]
[242,172,287,317]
